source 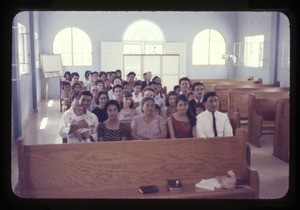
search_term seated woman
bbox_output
[161,91,177,120]
[118,90,136,122]
[91,90,109,122]
[131,97,167,140]
[167,94,197,138]
[97,99,127,141]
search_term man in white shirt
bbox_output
[59,90,99,142]
[195,91,233,138]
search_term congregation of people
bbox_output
[58,69,233,143]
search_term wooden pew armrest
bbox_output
[245,167,260,199]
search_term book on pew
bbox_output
[139,185,159,194]
[167,179,183,192]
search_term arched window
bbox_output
[53,27,92,66]
[123,19,165,54]
[192,29,226,65]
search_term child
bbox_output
[67,103,93,143]
[194,102,206,116]
[61,82,72,111]
[154,103,162,116]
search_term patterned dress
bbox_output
[98,122,127,141]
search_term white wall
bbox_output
[276,13,290,87]
[237,12,290,86]
[38,11,239,98]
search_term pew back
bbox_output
[212,83,280,112]
[190,79,262,92]
[228,87,290,119]
[16,128,259,199]
[247,92,290,147]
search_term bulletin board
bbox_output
[40,54,63,73]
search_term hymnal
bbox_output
[139,185,159,194]
[167,179,183,192]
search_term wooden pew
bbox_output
[15,128,259,199]
[247,92,290,147]
[190,78,263,92]
[228,87,290,124]
[273,99,290,162]
[212,83,280,113]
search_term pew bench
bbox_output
[228,87,290,125]
[15,128,259,199]
[247,92,290,147]
[190,78,262,93]
[212,83,280,113]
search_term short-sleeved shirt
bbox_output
[98,122,127,141]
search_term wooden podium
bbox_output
[40,54,64,101]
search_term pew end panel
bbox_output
[273,99,290,162]
[16,128,259,199]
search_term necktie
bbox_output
[212,112,217,137]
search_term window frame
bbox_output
[52,27,92,66]
[192,29,226,66]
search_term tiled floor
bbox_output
[11,99,290,199]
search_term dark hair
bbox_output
[154,103,161,114]
[95,90,109,105]
[112,76,122,84]
[148,81,158,87]
[105,99,121,112]
[133,81,142,87]
[126,71,136,77]
[122,80,130,86]
[64,71,71,80]
[112,84,123,92]
[85,71,93,80]
[179,77,190,85]
[79,90,93,99]
[71,81,83,90]
[71,90,81,102]
[141,97,155,111]
[203,91,218,103]
[187,91,194,98]
[142,87,155,95]
[165,91,177,107]
[92,71,99,76]
[92,78,105,87]
[152,76,161,83]
[194,102,206,112]
[84,70,92,79]
[71,72,80,79]
[191,82,205,91]
[173,85,180,92]
[120,90,134,109]
[99,71,107,78]
[176,94,196,126]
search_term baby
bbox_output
[67,103,93,143]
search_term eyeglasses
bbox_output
[99,97,108,100]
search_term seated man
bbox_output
[58,90,99,142]
[195,91,233,138]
